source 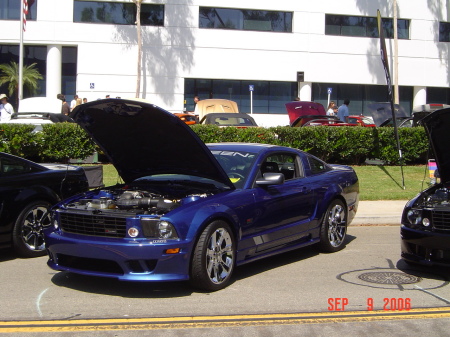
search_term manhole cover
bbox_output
[358,272,421,285]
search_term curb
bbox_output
[350,200,408,226]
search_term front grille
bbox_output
[59,212,127,238]
[57,254,124,274]
[431,210,450,231]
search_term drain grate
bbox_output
[358,272,421,285]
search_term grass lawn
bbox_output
[94,164,431,201]
[352,165,429,201]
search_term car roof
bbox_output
[18,97,62,114]
[207,142,294,154]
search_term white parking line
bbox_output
[414,285,450,304]
[36,288,49,317]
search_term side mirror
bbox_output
[256,173,285,186]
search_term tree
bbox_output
[133,0,143,98]
[0,61,43,103]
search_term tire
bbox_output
[190,221,235,291]
[318,199,347,253]
[12,200,52,258]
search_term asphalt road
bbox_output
[1,225,449,336]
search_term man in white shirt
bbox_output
[0,94,14,122]
[70,94,79,112]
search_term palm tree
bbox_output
[0,61,43,103]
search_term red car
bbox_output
[285,101,327,126]
[173,113,198,125]
[347,115,376,127]
[301,117,351,127]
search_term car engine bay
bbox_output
[62,183,216,216]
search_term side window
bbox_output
[261,153,301,180]
[0,157,32,176]
[308,156,329,174]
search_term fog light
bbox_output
[53,220,59,230]
[422,218,431,227]
[128,227,139,237]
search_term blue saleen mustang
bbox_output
[45,99,359,291]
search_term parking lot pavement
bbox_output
[351,200,408,226]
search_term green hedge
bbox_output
[191,125,429,165]
[0,123,430,165]
[0,123,96,162]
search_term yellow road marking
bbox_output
[1,307,449,333]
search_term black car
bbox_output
[0,152,89,257]
[401,107,450,267]
[367,102,411,127]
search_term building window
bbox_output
[0,0,37,21]
[439,22,450,42]
[199,7,292,32]
[427,87,450,103]
[184,79,297,114]
[0,44,78,102]
[325,14,410,39]
[312,83,413,117]
[74,1,164,26]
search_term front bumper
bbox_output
[45,231,193,282]
[400,225,450,267]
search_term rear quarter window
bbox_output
[307,156,330,174]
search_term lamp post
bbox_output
[394,0,399,104]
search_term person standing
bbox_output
[193,96,201,115]
[326,101,336,116]
[70,95,79,112]
[337,99,350,122]
[58,94,70,115]
[0,94,14,122]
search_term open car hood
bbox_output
[421,107,450,184]
[70,99,235,188]
[367,103,409,127]
[285,101,326,125]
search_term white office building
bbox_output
[0,0,449,126]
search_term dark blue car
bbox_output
[45,99,359,291]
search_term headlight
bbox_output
[140,218,179,239]
[158,221,177,239]
[407,209,422,225]
[53,219,59,230]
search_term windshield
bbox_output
[210,150,257,188]
[133,150,257,189]
[361,116,374,124]
[207,116,255,126]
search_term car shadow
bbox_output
[396,259,450,282]
[0,248,16,262]
[49,234,357,297]
[50,272,195,298]
[234,234,356,282]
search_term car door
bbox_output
[0,155,36,242]
[240,151,316,255]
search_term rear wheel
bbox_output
[190,221,235,291]
[318,199,347,252]
[12,201,52,258]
